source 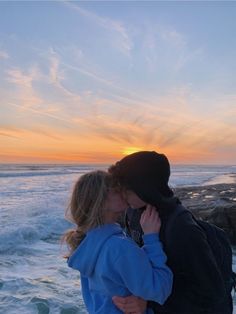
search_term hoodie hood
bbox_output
[133,183,181,217]
[109,151,178,215]
[110,151,173,198]
[67,223,123,277]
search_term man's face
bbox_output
[124,190,146,209]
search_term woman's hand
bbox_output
[112,295,147,314]
[140,204,161,234]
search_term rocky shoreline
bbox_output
[174,182,236,245]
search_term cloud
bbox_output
[7,103,72,126]
[174,47,204,72]
[72,113,143,145]
[48,48,81,99]
[50,48,152,106]
[2,47,235,164]
[161,29,186,49]
[0,50,9,59]
[6,66,45,111]
[63,1,132,56]
[69,87,202,149]
[6,64,235,157]
[7,66,41,88]
[55,45,84,64]
[87,90,236,156]
[56,58,165,109]
[0,126,61,141]
[5,54,80,117]
[140,22,204,73]
[49,51,63,84]
[0,132,19,139]
[61,59,114,88]
[161,28,204,71]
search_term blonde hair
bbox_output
[63,170,113,256]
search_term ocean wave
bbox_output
[0,164,102,179]
[1,278,35,291]
[0,226,39,250]
[1,164,235,186]
[0,296,86,314]
[0,218,72,253]
[170,171,236,187]
[0,170,85,178]
[0,275,86,313]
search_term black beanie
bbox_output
[109,151,176,209]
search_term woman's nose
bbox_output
[122,199,129,209]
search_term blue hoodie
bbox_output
[68,224,173,314]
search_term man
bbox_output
[109,151,232,314]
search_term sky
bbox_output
[0,1,235,164]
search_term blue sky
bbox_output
[0,1,235,163]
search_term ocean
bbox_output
[0,164,235,313]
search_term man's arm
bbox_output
[112,296,147,314]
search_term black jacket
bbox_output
[126,205,232,314]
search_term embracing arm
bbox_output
[112,295,147,314]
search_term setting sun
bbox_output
[122,147,144,156]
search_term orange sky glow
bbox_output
[0,2,236,165]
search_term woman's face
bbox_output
[104,190,128,223]
[124,190,147,209]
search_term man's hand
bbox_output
[112,295,147,314]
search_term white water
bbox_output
[0,164,235,313]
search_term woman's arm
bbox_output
[80,275,93,313]
[113,206,173,306]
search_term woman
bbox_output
[64,170,173,314]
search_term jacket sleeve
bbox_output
[114,233,173,305]
[80,275,93,313]
[177,223,226,306]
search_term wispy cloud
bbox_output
[140,22,204,73]
[5,61,236,157]
[49,47,155,107]
[61,59,114,88]
[63,1,132,56]
[5,55,80,118]
[7,66,41,88]
[84,90,236,154]
[0,125,61,141]
[48,48,82,100]
[0,50,9,59]
[6,66,45,112]
[7,103,71,126]
[161,29,186,49]
[0,131,19,139]
[49,51,64,84]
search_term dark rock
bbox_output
[175,183,236,245]
[205,205,236,245]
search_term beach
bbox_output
[0,164,235,313]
